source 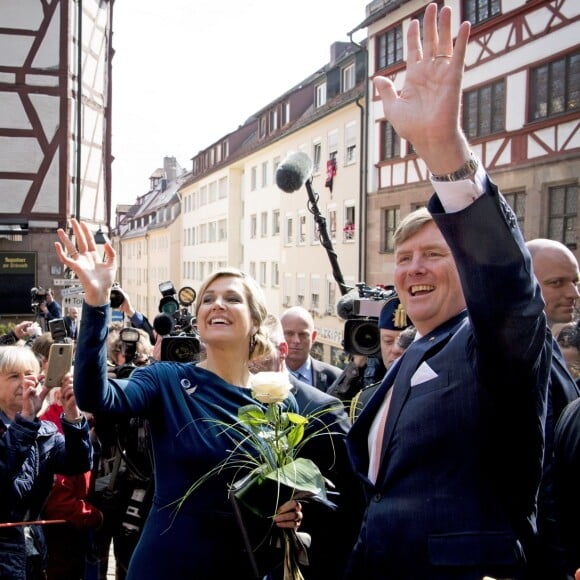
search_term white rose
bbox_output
[250,372,291,404]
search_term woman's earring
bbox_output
[249,334,256,354]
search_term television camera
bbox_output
[153,281,201,363]
[31,286,49,315]
[337,283,398,356]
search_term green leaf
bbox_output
[286,423,305,448]
[232,457,335,518]
[287,412,308,426]
[238,404,267,425]
[265,457,327,499]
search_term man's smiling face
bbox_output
[394,222,466,335]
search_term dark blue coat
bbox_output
[345,185,550,579]
[0,412,92,579]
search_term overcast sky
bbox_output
[110,0,370,206]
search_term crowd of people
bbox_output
[1,4,579,579]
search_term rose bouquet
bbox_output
[175,371,337,580]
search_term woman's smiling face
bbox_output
[196,276,256,347]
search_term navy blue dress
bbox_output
[74,303,283,579]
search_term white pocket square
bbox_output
[410,362,438,386]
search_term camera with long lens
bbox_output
[337,283,402,356]
[31,287,48,314]
[110,283,126,309]
[153,281,201,363]
[114,327,142,378]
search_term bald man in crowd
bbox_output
[280,306,341,392]
[527,238,580,578]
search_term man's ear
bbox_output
[311,329,318,343]
[279,340,289,359]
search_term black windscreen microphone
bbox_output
[153,312,174,336]
[275,151,313,193]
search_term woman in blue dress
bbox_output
[55,219,303,579]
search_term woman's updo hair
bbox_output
[195,267,273,361]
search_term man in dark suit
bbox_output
[249,315,364,579]
[63,306,79,340]
[555,397,580,575]
[345,5,550,579]
[526,238,580,579]
[280,305,341,392]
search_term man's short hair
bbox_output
[393,207,433,248]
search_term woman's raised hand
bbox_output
[55,218,117,307]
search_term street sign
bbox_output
[53,278,77,287]
[60,285,84,297]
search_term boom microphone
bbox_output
[336,289,358,321]
[275,152,313,193]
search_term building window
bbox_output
[218,177,227,199]
[296,275,306,306]
[259,116,267,138]
[326,278,337,315]
[548,183,578,248]
[251,166,257,191]
[200,186,207,206]
[262,161,268,187]
[463,0,500,26]
[270,109,278,131]
[345,122,357,164]
[282,102,290,125]
[381,122,400,160]
[272,209,280,235]
[530,52,580,122]
[298,213,307,244]
[218,219,227,241]
[311,276,320,311]
[260,262,267,286]
[463,80,505,139]
[377,25,403,70]
[209,181,217,203]
[249,261,256,279]
[285,215,294,244]
[342,63,355,92]
[272,262,280,287]
[208,221,217,243]
[283,274,292,307]
[313,142,322,174]
[343,205,356,242]
[250,214,257,239]
[381,207,400,252]
[328,208,337,241]
[504,191,526,233]
[316,82,327,108]
[328,130,338,159]
[260,211,268,237]
[272,156,281,183]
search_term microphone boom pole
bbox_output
[304,178,350,296]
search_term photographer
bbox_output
[106,325,153,377]
[110,287,155,346]
[38,289,62,329]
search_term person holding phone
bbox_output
[0,345,92,579]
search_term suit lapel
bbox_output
[376,312,469,483]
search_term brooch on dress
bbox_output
[180,378,197,395]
